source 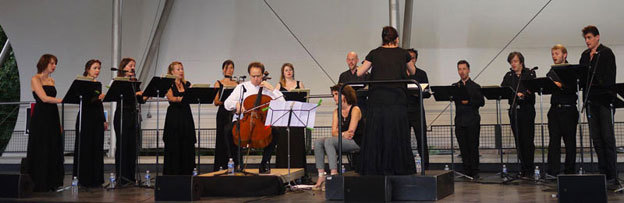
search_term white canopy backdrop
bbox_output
[1,0,622,146]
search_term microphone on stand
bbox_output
[111,67,127,72]
[531,66,539,71]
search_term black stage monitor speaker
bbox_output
[344,175,392,202]
[155,175,201,201]
[0,173,33,198]
[325,175,344,200]
[557,174,606,203]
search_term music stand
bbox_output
[103,79,142,188]
[219,87,235,103]
[265,100,318,188]
[480,86,516,183]
[142,76,175,177]
[58,77,101,191]
[282,89,310,102]
[181,85,218,174]
[553,64,590,174]
[431,85,472,180]
[523,77,559,180]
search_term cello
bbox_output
[232,71,274,149]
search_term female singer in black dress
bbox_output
[274,63,308,172]
[163,61,196,175]
[73,59,107,187]
[27,54,64,192]
[356,26,417,175]
[213,60,238,171]
[113,58,146,185]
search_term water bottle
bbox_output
[534,166,540,181]
[193,168,198,176]
[502,164,508,174]
[109,173,116,189]
[415,155,422,173]
[145,170,151,187]
[227,158,235,174]
[71,176,78,187]
[341,165,346,174]
[444,165,449,171]
[219,166,223,171]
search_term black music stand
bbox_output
[265,100,318,189]
[103,80,141,187]
[142,76,175,177]
[523,77,558,180]
[553,64,590,174]
[480,86,516,183]
[431,85,472,180]
[181,86,218,174]
[219,87,235,103]
[58,78,101,191]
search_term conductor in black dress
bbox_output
[453,60,484,178]
[73,59,107,187]
[163,61,196,175]
[579,25,618,185]
[113,58,146,185]
[546,44,578,176]
[405,48,430,169]
[501,52,536,177]
[356,26,417,175]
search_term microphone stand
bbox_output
[580,51,600,174]
[509,69,524,178]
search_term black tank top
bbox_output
[279,81,300,91]
[340,105,363,146]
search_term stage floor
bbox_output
[3,174,624,202]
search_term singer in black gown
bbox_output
[28,86,64,192]
[163,61,196,175]
[213,60,237,171]
[113,58,145,185]
[73,83,106,187]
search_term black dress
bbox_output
[214,81,234,171]
[163,81,197,175]
[358,47,416,175]
[113,85,144,185]
[73,83,105,187]
[276,81,307,172]
[27,86,64,192]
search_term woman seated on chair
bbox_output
[313,83,363,189]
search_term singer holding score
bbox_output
[113,58,147,185]
[501,52,536,177]
[579,25,618,188]
[223,62,285,174]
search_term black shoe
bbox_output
[259,164,270,174]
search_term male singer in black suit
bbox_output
[579,25,618,186]
[501,52,536,177]
[405,48,431,169]
[453,60,484,178]
[546,44,578,176]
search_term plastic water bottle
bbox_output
[193,168,198,176]
[71,176,78,187]
[109,173,116,189]
[444,165,450,171]
[415,155,422,173]
[502,164,508,174]
[145,170,151,187]
[341,165,346,174]
[227,158,235,174]
[534,166,540,181]
[219,166,223,171]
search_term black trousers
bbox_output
[547,106,578,175]
[509,107,536,174]
[225,121,278,168]
[586,102,617,180]
[455,121,480,176]
[408,110,428,169]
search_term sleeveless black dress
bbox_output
[73,82,105,187]
[359,47,416,175]
[163,81,197,175]
[113,85,144,184]
[27,86,64,192]
[276,81,307,172]
[214,80,234,171]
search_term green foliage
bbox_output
[0,25,20,155]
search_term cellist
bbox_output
[224,62,285,174]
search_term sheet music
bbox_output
[265,100,317,128]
